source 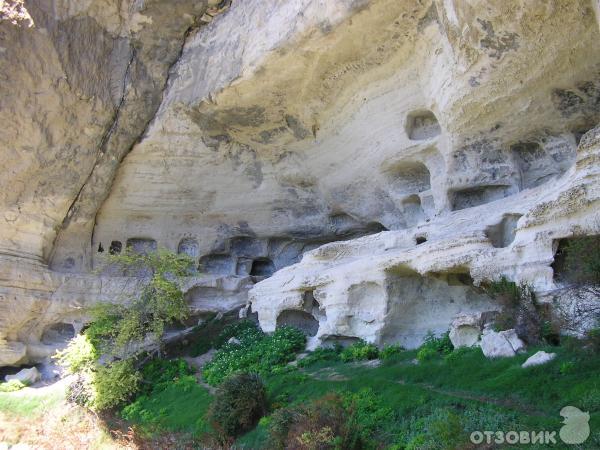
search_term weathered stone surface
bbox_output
[449,314,485,348]
[480,328,524,358]
[0,1,599,364]
[522,350,556,368]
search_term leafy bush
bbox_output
[207,372,267,440]
[268,393,357,450]
[94,247,196,355]
[203,325,306,385]
[54,334,98,373]
[215,320,261,348]
[139,358,194,394]
[297,346,341,368]
[380,344,404,360]
[559,235,600,284]
[0,379,27,392]
[343,388,394,447]
[340,340,379,362]
[397,408,466,450]
[416,347,437,363]
[485,277,541,343]
[92,359,141,411]
[420,331,453,355]
[57,248,195,411]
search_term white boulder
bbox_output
[522,351,556,368]
[5,366,41,385]
[480,328,526,358]
[449,314,482,348]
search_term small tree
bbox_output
[56,247,196,410]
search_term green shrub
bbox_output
[297,346,341,368]
[559,361,576,375]
[342,388,394,447]
[485,277,541,343]
[0,379,27,392]
[340,340,379,362]
[207,372,267,440]
[416,347,437,363]
[57,248,195,411]
[92,359,141,411]
[267,393,357,450]
[215,320,261,348]
[54,334,98,373]
[444,346,481,363]
[139,358,194,394]
[380,343,405,360]
[203,326,305,385]
[586,326,600,353]
[560,235,600,284]
[398,408,466,450]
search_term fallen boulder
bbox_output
[480,328,526,358]
[5,366,41,385]
[522,350,556,368]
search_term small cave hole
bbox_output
[403,195,426,226]
[415,235,427,245]
[126,238,157,254]
[485,214,522,248]
[198,254,235,275]
[109,241,122,255]
[450,185,513,211]
[42,323,76,345]
[250,258,275,277]
[178,238,200,259]
[97,243,104,253]
[405,110,441,140]
[551,235,600,284]
[276,309,319,336]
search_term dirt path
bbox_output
[183,350,217,394]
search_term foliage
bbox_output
[56,248,195,411]
[586,326,600,353]
[343,388,395,447]
[203,325,306,385]
[560,235,600,284]
[416,346,437,363]
[485,276,533,308]
[54,334,98,374]
[0,379,27,392]
[139,358,194,394]
[207,372,267,440]
[121,374,212,436]
[297,346,342,368]
[95,247,196,355]
[416,331,454,362]
[380,343,404,360]
[340,340,379,362]
[267,393,357,450]
[92,359,141,411]
[485,276,542,343]
[215,319,260,348]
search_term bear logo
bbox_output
[559,406,590,444]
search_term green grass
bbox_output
[0,382,65,418]
[234,344,600,449]
[121,375,212,436]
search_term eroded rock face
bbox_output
[0,0,599,365]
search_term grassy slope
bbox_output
[236,345,600,449]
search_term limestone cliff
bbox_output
[0,0,599,365]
